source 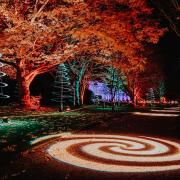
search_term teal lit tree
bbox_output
[51,63,73,111]
[67,59,89,106]
[158,81,166,99]
[103,67,126,110]
[147,88,155,104]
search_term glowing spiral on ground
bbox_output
[0,62,9,98]
[47,134,180,173]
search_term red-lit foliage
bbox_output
[0,0,165,108]
[126,59,164,106]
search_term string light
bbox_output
[0,63,10,99]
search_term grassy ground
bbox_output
[0,105,179,179]
[0,105,132,154]
[0,107,106,154]
[0,105,179,153]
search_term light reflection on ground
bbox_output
[151,109,180,113]
[133,112,179,117]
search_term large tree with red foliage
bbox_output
[0,0,94,108]
[0,0,165,108]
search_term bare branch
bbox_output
[34,0,39,13]
[31,0,50,24]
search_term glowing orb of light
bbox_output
[66,107,71,111]
[47,134,180,173]
[133,112,179,117]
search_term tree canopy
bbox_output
[0,0,166,108]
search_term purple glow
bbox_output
[88,81,130,102]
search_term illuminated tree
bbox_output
[67,57,90,106]
[125,44,165,107]
[0,0,165,108]
[0,0,92,108]
[147,88,155,104]
[51,63,73,111]
[158,81,166,99]
[102,67,126,110]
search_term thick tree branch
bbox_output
[26,64,57,86]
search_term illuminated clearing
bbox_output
[47,134,180,173]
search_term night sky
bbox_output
[158,30,180,99]
[149,0,180,100]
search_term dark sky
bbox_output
[149,0,180,99]
[158,30,180,99]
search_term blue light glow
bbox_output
[89,81,130,102]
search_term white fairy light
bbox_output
[0,53,10,99]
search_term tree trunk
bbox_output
[19,77,31,108]
[132,95,137,108]
[17,68,32,109]
[112,102,115,111]
[80,82,86,105]
[132,79,138,108]
[75,80,81,106]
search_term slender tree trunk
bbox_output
[112,101,115,111]
[133,95,137,108]
[111,93,116,111]
[75,80,81,106]
[80,82,86,105]
[132,78,137,108]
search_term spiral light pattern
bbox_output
[47,134,180,173]
[0,62,9,98]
